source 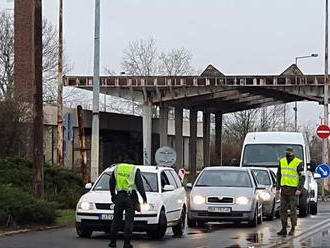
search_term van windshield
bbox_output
[242,144,304,167]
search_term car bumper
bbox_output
[188,210,255,222]
[76,211,159,232]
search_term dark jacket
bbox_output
[276,156,305,191]
[109,167,147,210]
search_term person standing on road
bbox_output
[276,147,305,236]
[109,163,147,248]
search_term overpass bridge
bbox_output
[64,64,327,175]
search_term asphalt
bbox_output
[1,203,330,248]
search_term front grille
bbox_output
[198,212,243,217]
[95,203,111,210]
[207,197,234,204]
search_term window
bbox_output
[93,172,111,191]
[160,172,170,189]
[164,170,178,189]
[170,170,182,188]
[196,170,252,188]
[140,172,158,192]
[252,169,271,186]
[270,170,277,185]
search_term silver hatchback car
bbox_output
[187,167,264,227]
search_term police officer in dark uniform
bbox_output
[109,163,147,248]
[276,147,305,236]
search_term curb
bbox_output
[0,225,65,238]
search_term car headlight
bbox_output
[193,195,206,205]
[259,191,271,201]
[78,202,94,210]
[236,196,250,205]
[140,203,155,212]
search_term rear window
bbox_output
[196,170,252,188]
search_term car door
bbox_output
[269,170,280,206]
[160,171,176,222]
[164,170,181,221]
[170,170,186,211]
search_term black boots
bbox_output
[288,227,295,236]
[277,228,287,236]
[108,240,116,248]
[123,237,133,248]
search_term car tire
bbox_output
[298,190,310,218]
[172,208,186,236]
[187,217,197,228]
[76,223,92,238]
[267,201,275,221]
[147,210,167,240]
[310,202,318,215]
[248,207,258,227]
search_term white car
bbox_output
[187,167,263,227]
[75,165,187,239]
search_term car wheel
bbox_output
[172,208,186,236]
[76,223,92,238]
[310,202,318,215]
[298,191,310,218]
[248,207,258,227]
[257,205,263,224]
[267,201,275,221]
[187,217,197,228]
[147,210,167,240]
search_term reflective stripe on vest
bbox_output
[114,164,137,192]
[280,157,302,187]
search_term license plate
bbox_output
[208,207,231,213]
[100,214,113,220]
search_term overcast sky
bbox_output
[0,0,326,129]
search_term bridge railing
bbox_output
[64,75,325,88]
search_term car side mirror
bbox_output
[314,173,321,180]
[85,183,93,190]
[163,185,175,192]
[186,183,193,189]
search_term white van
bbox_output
[240,132,320,216]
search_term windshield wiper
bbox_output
[141,174,153,191]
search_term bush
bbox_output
[0,158,84,209]
[0,186,57,226]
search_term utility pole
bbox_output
[324,0,330,191]
[57,0,64,167]
[32,0,44,199]
[91,0,100,182]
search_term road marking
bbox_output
[263,217,330,248]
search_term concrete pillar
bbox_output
[175,107,183,171]
[215,112,223,165]
[203,112,210,167]
[143,102,153,165]
[159,104,168,147]
[189,109,198,175]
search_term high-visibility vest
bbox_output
[114,163,137,192]
[280,157,302,187]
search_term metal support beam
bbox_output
[189,109,198,175]
[215,112,223,166]
[159,104,168,147]
[203,112,210,167]
[143,102,153,165]
[175,107,183,171]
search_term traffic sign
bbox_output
[316,164,330,179]
[178,168,186,182]
[317,125,330,139]
[155,146,177,167]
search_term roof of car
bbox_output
[203,166,249,171]
[244,132,305,145]
[104,165,173,173]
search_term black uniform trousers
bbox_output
[111,191,135,240]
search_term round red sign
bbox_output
[317,125,330,139]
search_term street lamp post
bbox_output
[294,53,319,132]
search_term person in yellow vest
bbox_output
[108,163,147,248]
[276,147,305,236]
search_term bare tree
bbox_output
[158,48,194,76]
[0,11,14,99]
[0,11,76,103]
[121,38,158,76]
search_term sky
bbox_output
[0,0,326,129]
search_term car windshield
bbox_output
[196,170,252,188]
[251,169,271,186]
[242,144,304,167]
[93,171,158,192]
